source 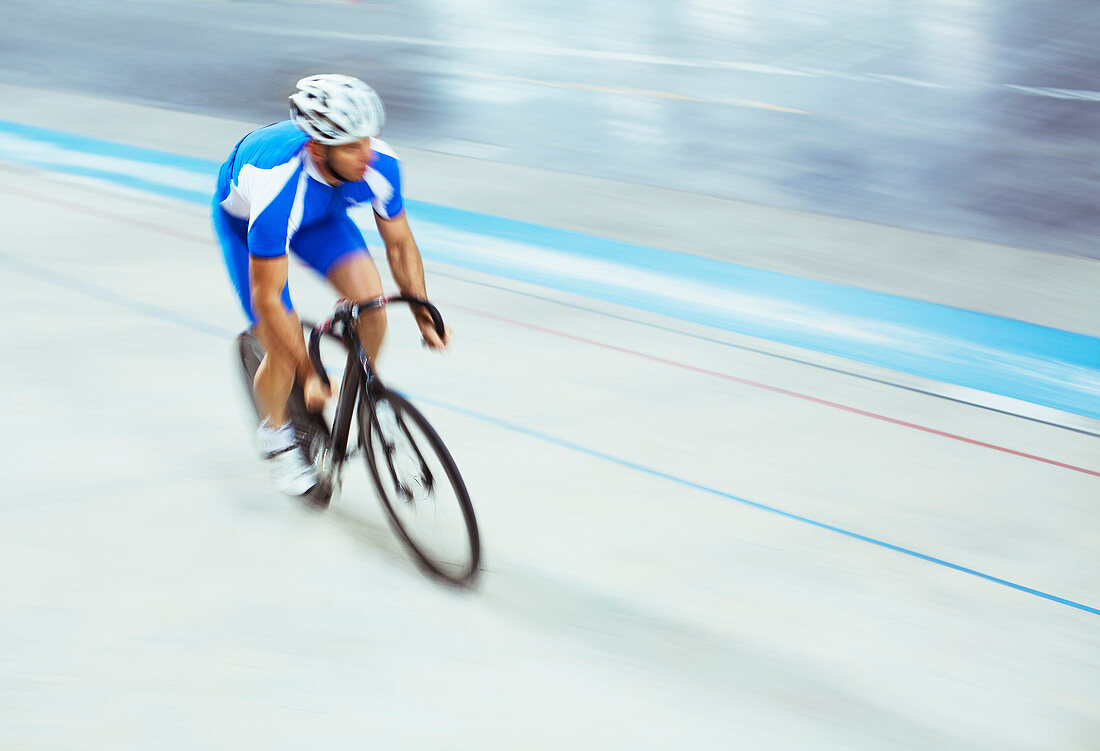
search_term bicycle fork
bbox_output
[365,387,435,502]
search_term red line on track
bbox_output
[7,183,1095,477]
[0,184,211,244]
[449,304,1100,479]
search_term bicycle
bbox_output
[235,295,480,585]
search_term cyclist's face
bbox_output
[321,138,374,183]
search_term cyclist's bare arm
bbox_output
[377,211,425,297]
[250,255,316,380]
[250,255,329,412]
[377,211,451,348]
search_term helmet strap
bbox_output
[307,141,347,186]
[323,149,345,183]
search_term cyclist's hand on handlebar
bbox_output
[303,371,332,412]
[417,315,452,351]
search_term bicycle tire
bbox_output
[360,387,480,584]
[235,330,334,508]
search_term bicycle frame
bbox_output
[306,295,446,490]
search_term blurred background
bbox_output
[5,0,1100,257]
[1,1,1098,749]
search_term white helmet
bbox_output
[289,74,385,144]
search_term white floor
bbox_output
[1,157,1098,748]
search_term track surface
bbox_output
[1,6,1098,749]
[2,147,1098,751]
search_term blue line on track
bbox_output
[2,250,1095,616]
[0,253,236,339]
[2,118,1099,419]
[408,394,1100,617]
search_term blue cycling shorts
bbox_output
[214,207,370,325]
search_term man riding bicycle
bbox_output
[213,74,451,496]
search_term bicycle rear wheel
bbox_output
[360,388,480,584]
[235,330,334,508]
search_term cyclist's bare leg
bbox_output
[252,310,305,426]
[326,253,387,365]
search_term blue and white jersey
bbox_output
[214,120,403,258]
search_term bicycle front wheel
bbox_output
[360,388,480,584]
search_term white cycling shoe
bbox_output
[258,421,318,496]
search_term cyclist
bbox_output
[213,74,451,496]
